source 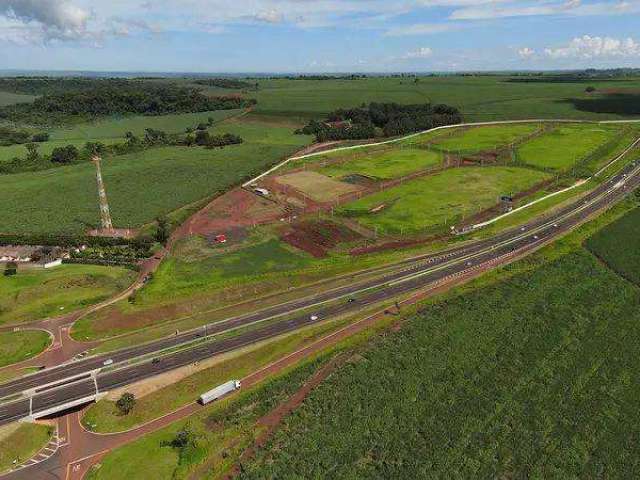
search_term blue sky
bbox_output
[1,0,639,73]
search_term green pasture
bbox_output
[250,76,640,121]
[0,264,135,324]
[0,91,36,107]
[426,122,541,154]
[240,246,640,479]
[0,330,51,367]
[0,118,311,235]
[339,166,551,234]
[317,146,442,180]
[516,124,622,171]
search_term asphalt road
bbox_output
[0,157,638,426]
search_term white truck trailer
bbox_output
[199,380,241,405]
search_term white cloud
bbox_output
[544,35,640,58]
[253,9,285,24]
[0,0,90,42]
[385,22,460,36]
[450,0,640,20]
[402,47,434,59]
[518,47,535,59]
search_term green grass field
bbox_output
[0,91,36,107]
[249,76,640,121]
[517,124,621,171]
[0,423,52,474]
[0,110,241,164]
[339,166,551,234]
[0,330,51,367]
[239,246,640,479]
[586,206,640,285]
[317,147,443,180]
[0,117,312,235]
[0,264,135,324]
[426,123,541,154]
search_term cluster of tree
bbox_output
[297,102,462,142]
[189,131,243,148]
[0,126,49,146]
[278,74,368,81]
[3,261,17,276]
[0,83,256,124]
[193,78,256,89]
[116,392,136,415]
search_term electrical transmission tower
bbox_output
[92,155,114,232]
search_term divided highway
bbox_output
[0,156,639,426]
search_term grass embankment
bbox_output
[239,208,640,479]
[317,147,442,180]
[0,116,312,235]
[427,122,541,154]
[0,330,51,368]
[586,205,640,285]
[82,316,350,433]
[338,166,551,234]
[0,264,135,325]
[517,124,621,171]
[0,423,52,474]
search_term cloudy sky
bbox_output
[0,0,639,72]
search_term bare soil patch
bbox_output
[281,220,361,257]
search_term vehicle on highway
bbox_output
[199,380,241,405]
[310,314,319,321]
[103,359,113,366]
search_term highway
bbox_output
[0,156,638,426]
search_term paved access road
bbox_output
[0,157,639,426]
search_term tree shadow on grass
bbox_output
[562,93,640,115]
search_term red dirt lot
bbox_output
[281,220,361,257]
[176,188,284,241]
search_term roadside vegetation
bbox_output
[239,202,640,479]
[0,264,135,324]
[586,205,640,285]
[0,423,53,474]
[0,330,51,367]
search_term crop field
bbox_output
[586,206,640,285]
[0,91,36,107]
[249,76,640,121]
[0,110,241,164]
[239,249,640,479]
[0,330,51,367]
[516,124,622,171]
[338,166,551,234]
[275,171,362,202]
[425,123,541,154]
[0,117,312,235]
[0,264,135,324]
[317,147,443,180]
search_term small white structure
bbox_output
[254,187,270,197]
[199,380,241,405]
[43,258,63,269]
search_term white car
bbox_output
[103,359,113,366]
[310,315,319,321]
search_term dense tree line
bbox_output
[297,102,462,142]
[0,77,137,95]
[0,126,48,146]
[0,83,256,124]
[193,78,256,89]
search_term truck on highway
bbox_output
[198,380,241,405]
